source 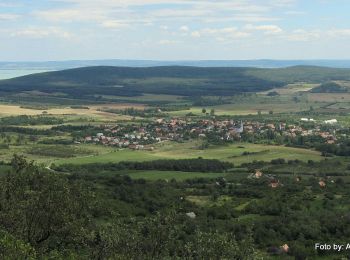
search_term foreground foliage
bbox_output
[0,155,258,259]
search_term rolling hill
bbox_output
[1,66,350,99]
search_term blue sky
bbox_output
[1,0,350,61]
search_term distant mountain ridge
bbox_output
[1,65,350,99]
[2,59,350,70]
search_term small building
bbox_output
[269,179,280,188]
[254,170,263,179]
[319,180,326,188]
[324,119,337,124]
[281,244,289,253]
[186,212,196,219]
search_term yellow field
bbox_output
[260,83,318,95]
[308,93,350,102]
[0,103,145,120]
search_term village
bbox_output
[82,117,341,150]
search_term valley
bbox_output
[1,66,350,259]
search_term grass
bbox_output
[169,93,323,116]
[55,141,323,166]
[55,149,158,165]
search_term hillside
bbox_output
[310,82,348,93]
[1,66,350,99]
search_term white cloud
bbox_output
[286,29,321,42]
[158,39,178,45]
[192,26,250,41]
[229,14,280,23]
[34,0,289,27]
[11,27,73,39]
[0,13,20,20]
[327,29,350,37]
[101,20,128,29]
[179,25,189,32]
[245,24,283,34]
[285,10,306,15]
[191,31,201,37]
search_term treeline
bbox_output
[0,115,63,126]
[54,158,234,173]
[0,126,54,135]
[101,107,162,117]
[191,96,231,106]
[102,106,191,117]
[316,141,350,156]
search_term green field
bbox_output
[55,142,323,166]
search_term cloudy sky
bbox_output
[1,0,350,61]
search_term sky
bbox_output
[1,0,350,61]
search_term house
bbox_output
[269,179,280,188]
[96,133,104,138]
[266,123,275,130]
[253,170,263,179]
[85,136,92,142]
[301,118,315,122]
[327,139,335,144]
[319,180,326,188]
[186,212,196,219]
[232,121,244,133]
[281,244,289,253]
[324,119,337,124]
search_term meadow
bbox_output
[55,141,323,166]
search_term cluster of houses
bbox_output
[83,125,157,150]
[82,117,340,149]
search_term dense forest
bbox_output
[2,65,350,98]
[2,155,350,259]
[53,158,234,173]
[0,155,257,259]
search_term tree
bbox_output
[202,108,206,114]
[210,109,215,116]
[0,229,36,259]
[0,156,93,256]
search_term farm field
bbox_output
[0,103,143,121]
[55,141,323,166]
[169,93,325,116]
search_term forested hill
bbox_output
[1,65,350,98]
